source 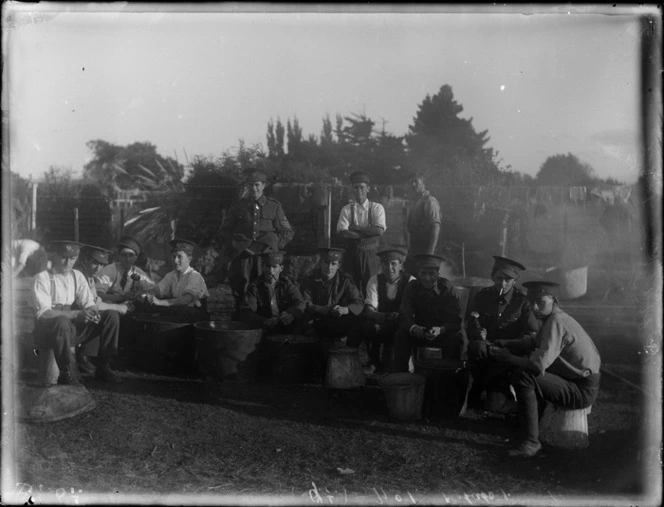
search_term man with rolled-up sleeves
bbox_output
[219,169,294,310]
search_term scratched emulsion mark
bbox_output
[13,483,85,505]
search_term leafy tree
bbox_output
[535,153,596,186]
[405,84,505,185]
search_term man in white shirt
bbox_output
[361,248,415,374]
[11,238,48,277]
[95,236,154,304]
[336,171,386,297]
[31,241,122,386]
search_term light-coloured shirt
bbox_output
[12,239,41,267]
[155,266,209,307]
[365,273,415,309]
[96,262,155,295]
[336,199,386,233]
[31,269,96,319]
[529,307,601,379]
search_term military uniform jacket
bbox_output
[302,271,364,318]
[219,194,294,251]
[467,285,539,342]
[244,275,306,323]
[399,277,462,333]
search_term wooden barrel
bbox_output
[132,315,196,376]
[325,346,364,389]
[258,334,320,384]
[194,321,262,381]
[414,358,472,419]
[380,373,426,421]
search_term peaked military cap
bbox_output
[243,168,268,183]
[492,255,526,279]
[377,247,407,262]
[523,281,560,297]
[413,254,444,270]
[117,236,142,256]
[48,240,82,258]
[349,171,371,185]
[82,244,112,265]
[262,250,286,267]
[169,239,197,256]
[318,247,345,263]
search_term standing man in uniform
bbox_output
[239,250,306,335]
[490,281,601,457]
[218,169,294,310]
[404,172,441,276]
[466,256,540,411]
[31,241,122,385]
[336,171,386,297]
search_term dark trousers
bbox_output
[341,246,379,297]
[148,305,209,324]
[229,253,262,308]
[360,320,399,367]
[512,370,601,447]
[393,328,468,372]
[468,340,515,397]
[34,311,120,370]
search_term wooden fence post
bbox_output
[74,207,79,242]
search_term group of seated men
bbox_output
[30,236,210,386]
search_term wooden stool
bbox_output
[540,403,592,449]
[325,346,364,389]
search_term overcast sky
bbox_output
[4,4,656,184]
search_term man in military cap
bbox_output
[218,168,294,309]
[466,256,540,411]
[404,172,441,276]
[362,247,415,374]
[394,254,466,372]
[336,171,386,297]
[73,244,131,375]
[302,247,364,345]
[31,241,122,385]
[96,235,155,304]
[490,281,601,457]
[239,250,306,334]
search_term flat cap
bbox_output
[169,238,197,256]
[48,240,82,258]
[349,171,371,185]
[377,248,407,262]
[523,281,560,297]
[317,247,345,263]
[492,256,526,279]
[262,250,286,266]
[413,254,444,270]
[117,236,142,256]
[82,244,112,265]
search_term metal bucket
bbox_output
[258,334,320,384]
[132,315,196,375]
[194,321,262,381]
[380,373,426,421]
[545,265,588,299]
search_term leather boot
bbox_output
[76,346,96,375]
[95,358,122,383]
[57,364,83,387]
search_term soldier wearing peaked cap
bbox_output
[465,256,540,413]
[336,171,386,298]
[361,248,415,374]
[489,280,602,458]
[238,250,306,334]
[95,235,155,304]
[141,238,210,323]
[31,241,123,385]
[394,254,467,369]
[301,247,364,348]
[218,168,294,309]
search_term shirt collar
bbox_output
[353,198,370,209]
[175,266,193,276]
[418,190,431,201]
[255,195,267,206]
[419,279,440,294]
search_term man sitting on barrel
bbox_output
[490,281,601,457]
[142,239,210,323]
[394,254,466,370]
[466,256,540,413]
[73,244,132,376]
[362,247,414,375]
[302,247,364,347]
[239,250,306,334]
[31,240,122,385]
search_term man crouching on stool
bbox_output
[31,241,122,386]
[490,281,601,458]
